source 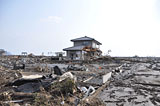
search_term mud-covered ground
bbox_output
[0,55,160,106]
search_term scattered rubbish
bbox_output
[13,64,25,70]
[22,74,43,79]
[5,73,56,93]
[83,77,93,82]
[61,101,65,105]
[54,66,63,75]
[48,78,76,96]
[4,100,24,103]
[80,87,88,94]
[59,72,76,82]
[67,64,87,71]
[74,98,80,106]
[79,86,96,98]
[85,86,95,97]
[6,78,41,86]
[102,72,112,84]
[1,55,160,105]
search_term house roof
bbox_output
[71,36,102,45]
[63,46,85,51]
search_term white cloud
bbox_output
[40,16,62,23]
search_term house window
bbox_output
[83,41,89,46]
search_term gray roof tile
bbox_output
[71,36,102,45]
[63,46,84,51]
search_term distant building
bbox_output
[21,52,27,55]
[55,52,65,57]
[54,52,64,61]
[63,36,102,60]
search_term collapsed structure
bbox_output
[63,36,102,60]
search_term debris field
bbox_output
[0,55,160,106]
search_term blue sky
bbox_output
[0,0,160,56]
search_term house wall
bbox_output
[92,41,100,48]
[82,51,87,60]
[74,41,92,47]
[73,41,100,49]
[67,51,82,60]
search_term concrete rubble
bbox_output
[0,55,160,105]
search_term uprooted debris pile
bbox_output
[47,78,76,96]
[0,75,104,106]
[0,65,105,105]
[67,64,88,71]
[0,66,22,86]
[0,77,75,105]
[1,55,160,106]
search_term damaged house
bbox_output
[63,36,102,60]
